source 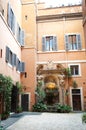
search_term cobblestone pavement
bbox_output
[2,112,86,130]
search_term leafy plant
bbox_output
[16,81,23,93]
[55,103,71,113]
[33,101,47,112]
[64,68,72,78]
[0,74,13,117]
[82,113,86,123]
[36,81,46,102]
[72,80,78,88]
[16,106,22,113]
[1,111,10,120]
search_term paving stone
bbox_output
[1,112,86,130]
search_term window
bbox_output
[65,34,82,51]
[16,58,25,73]
[8,3,15,34]
[9,50,12,65]
[5,46,14,66]
[5,46,25,72]
[17,23,25,46]
[8,3,25,46]
[69,65,80,76]
[42,36,57,51]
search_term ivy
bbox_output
[16,81,23,94]
[0,74,13,114]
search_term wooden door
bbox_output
[72,89,82,111]
[21,94,29,111]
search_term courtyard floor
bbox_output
[1,112,86,130]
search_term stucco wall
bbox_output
[0,13,21,83]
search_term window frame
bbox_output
[68,64,81,77]
[8,3,15,34]
[65,33,82,51]
[42,35,57,52]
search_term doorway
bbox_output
[11,85,19,112]
[71,89,82,111]
[21,94,29,111]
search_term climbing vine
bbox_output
[0,74,13,114]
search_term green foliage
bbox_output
[55,103,72,113]
[64,68,72,78]
[82,113,86,123]
[16,106,22,113]
[16,81,23,93]
[0,74,13,115]
[1,111,10,120]
[33,101,47,112]
[36,81,46,102]
[72,80,78,88]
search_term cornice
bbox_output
[36,12,82,21]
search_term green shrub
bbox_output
[55,103,71,113]
[1,111,10,120]
[33,102,47,112]
[82,113,86,123]
[16,106,22,113]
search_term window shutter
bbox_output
[42,37,46,51]
[65,35,70,51]
[7,3,11,27]
[14,54,16,66]
[16,57,19,71]
[53,36,57,51]
[77,34,82,50]
[12,53,14,66]
[17,23,20,43]
[12,53,16,67]
[20,30,25,46]
[12,13,15,34]
[20,62,25,73]
[5,46,9,62]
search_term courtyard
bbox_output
[1,112,86,130]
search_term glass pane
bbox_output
[75,65,79,75]
[72,89,80,94]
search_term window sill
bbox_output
[8,63,13,68]
[71,75,81,78]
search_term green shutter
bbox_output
[53,36,57,51]
[42,37,46,51]
[65,35,70,51]
[5,46,9,62]
[77,34,82,50]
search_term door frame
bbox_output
[70,87,84,111]
[20,92,30,111]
